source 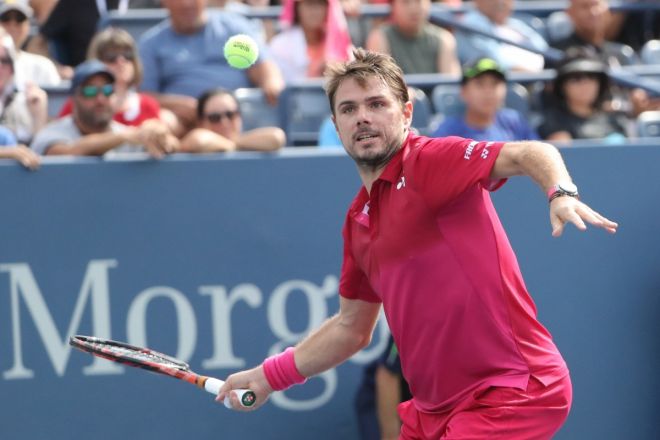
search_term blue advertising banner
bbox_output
[0,146,658,439]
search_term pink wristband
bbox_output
[262,347,307,391]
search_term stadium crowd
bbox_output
[0,0,657,172]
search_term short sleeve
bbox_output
[411,136,506,210]
[0,125,17,145]
[30,120,71,155]
[338,216,381,303]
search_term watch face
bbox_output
[559,182,578,194]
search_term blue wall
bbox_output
[0,145,658,439]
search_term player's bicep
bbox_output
[490,141,531,180]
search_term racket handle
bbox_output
[204,377,257,409]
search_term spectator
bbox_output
[433,57,539,141]
[0,30,48,144]
[0,123,39,169]
[610,0,660,53]
[365,0,460,75]
[38,0,122,68]
[0,0,60,87]
[554,0,633,67]
[269,0,353,83]
[58,27,180,135]
[139,0,285,130]
[355,335,411,440]
[181,88,285,152]
[31,60,178,157]
[538,55,629,143]
[555,0,660,116]
[455,0,548,72]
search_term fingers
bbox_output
[215,367,272,412]
[550,197,618,237]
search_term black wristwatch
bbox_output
[547,182,579,203]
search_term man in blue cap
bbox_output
[31,60,177,157]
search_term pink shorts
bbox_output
[398,374,572,440]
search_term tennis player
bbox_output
[218,48,618,439]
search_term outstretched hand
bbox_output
[217,365,273,411]
[549,196,618,237]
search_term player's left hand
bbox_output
[549,196,618,237]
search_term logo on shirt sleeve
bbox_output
[464,141,478,160]
[481,142,493,160]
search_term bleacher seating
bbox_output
[637,111,660,137]
[280,87,331,146]
[43,84,70,119]
[410,87,433,135]
[640,40,660,65]
[234,88,281,131]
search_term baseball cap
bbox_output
[461,58,506,84]
[0,0,33,19]
[70,60,115,94]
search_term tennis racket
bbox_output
[69,335,256,409]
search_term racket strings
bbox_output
[92,342,186,369]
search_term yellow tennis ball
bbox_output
[224,34,259,69]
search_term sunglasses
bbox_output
[0,57,11,67]
[100,50,135,63]
[0,12,27,23]
[204,110,240,123]
[80,84,115,98]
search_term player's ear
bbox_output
[403,100,413,130]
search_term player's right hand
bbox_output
[217,365,274,411]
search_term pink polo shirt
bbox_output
[339,133,568,413]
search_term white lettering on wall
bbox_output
[0,260,122,379]
[267,275,338,410]
[126,286,197,362]
[200,283,263,369]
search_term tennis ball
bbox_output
[224,34,259,69]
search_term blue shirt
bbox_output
[456,11,548,71]
[139,11,271,97]
[432,108,539,142]
[0,125,17,146]
[317,117,342,148]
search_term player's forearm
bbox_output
[292,298,381,378]
[293,314,373,378]
[492,141,573,193]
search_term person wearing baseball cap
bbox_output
[0,0,60,87]
[538,51,629,143]
[31,60,178,157]
[432,57,539,141]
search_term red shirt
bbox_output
[58,93,161,126]
[339,133,568,413]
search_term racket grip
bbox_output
[204,377,257,409]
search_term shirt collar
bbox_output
[376,131,413,184]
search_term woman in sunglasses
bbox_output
[181,88,285,153]
[58,27,180,135]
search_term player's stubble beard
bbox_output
[349,127,408,174]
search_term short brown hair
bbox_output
[324,48,409,115]
[87,27,143,87]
